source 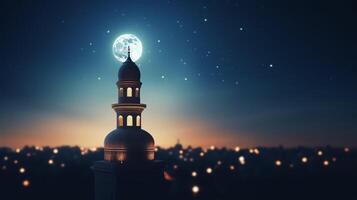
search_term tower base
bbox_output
[92,160,168,200]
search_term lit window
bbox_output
[118,115,123,127]
[127,87,132,97]
[127,115,133,126]
[135,88,140,97]
[119,88,124,97]
[136,116,141,126]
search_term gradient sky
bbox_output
[0,0,356,148]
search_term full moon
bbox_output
[112,34,143,62]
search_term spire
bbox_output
[127,46,131,58]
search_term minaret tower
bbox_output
[92,47,167,200]
[104,46,155,162]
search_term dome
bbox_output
[118,57,141,81]
[104,128,155,162]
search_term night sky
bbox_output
[1,0,356,148]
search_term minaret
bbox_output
[104,46,155,162]
[92,47,168,200]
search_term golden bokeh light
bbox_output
[301,157,308,163]
[192,185,200,194]
[22,180,30,187]
[19,167,26,174]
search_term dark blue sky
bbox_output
[0,0,356,147]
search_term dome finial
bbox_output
[127,46,131,58]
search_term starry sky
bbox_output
[0,0,356,148]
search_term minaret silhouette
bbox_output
[92,47,168,200]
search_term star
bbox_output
[161,75,165,79]
[184,77,188,81]
[97,77,101,80]
[89,42,93,46]
[239,27,243,31]
[106,30,110,34]
[204,18,208,22]
[157,39,161,43]
[235,81,239,85]
[269,64,273,68]
[216,65,220,69]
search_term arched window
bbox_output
[127,87,133,97]
[118,115,123,127]
[119,88,124,97]
[136,115,141,127]
[135,88,140,97]
[127,115,133,126]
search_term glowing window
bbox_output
[118,115,123,127]
[136,115,141,126]
[127,115,133,126]
[135,88,140,97]
[119,88,124,97]
[127,87,133,97]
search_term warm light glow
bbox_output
[217,160,222,165]
[173,164,178,170]
[249,149,254,154]
[344,147,350,153]
[163,171,174,181]
[60,163,66,168]
[206,167,213,174]
[254,148,260,155]
[127,115,133,126]
[192,185,200,194]
[199,152,205,157]
[48,159,54,165]
[332,157,337,162]
[136,115,141,126]
[323,160,329,166]
[53,148,59,154]
[118,115,124,127]
[19,167,26,174]
[239,156,245,165]
[14,160,18,164]
[127,87,133,97]
[191,171,198,177]
[229,165,235,170]
[210,145,215,150]
[234,146,240,152]
[179,150,184,154]
[22,180,30,187]
[135,88,139,97]
[275,160,282,167]
[317,150,323,156]
[3,156,8,161]
[301,157,308,163]
[15,148,21,153]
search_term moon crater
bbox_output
[113,34,143,62]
